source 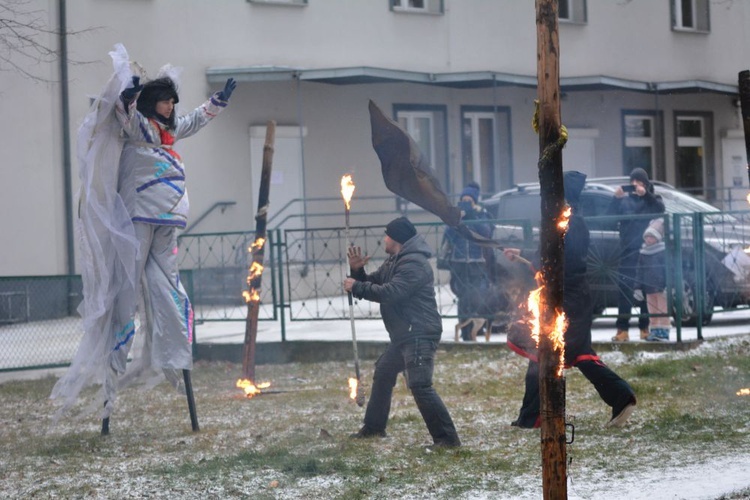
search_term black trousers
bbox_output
[363,339,460,445]
[516,357,635,427]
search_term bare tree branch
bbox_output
[0,0,92,82]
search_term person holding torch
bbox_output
[343,217,461,448]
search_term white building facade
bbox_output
[2,0,749,276]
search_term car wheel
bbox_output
[674,278,714,326]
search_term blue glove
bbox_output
[120,76,143,103]
[218,77,236,101]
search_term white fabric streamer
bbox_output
[50,44,140,421]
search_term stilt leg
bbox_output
[183,369,199,432]
[101,401,110,436]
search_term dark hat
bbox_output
[629,167,650,185]
[136,77,179,123]
[385,216,417,244]
[460,184,480,203]
[563,171,586,207]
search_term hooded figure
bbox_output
[507,171,637,429]
[608,168,665,342]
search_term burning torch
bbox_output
[341,174,366,407]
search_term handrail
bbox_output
[183,201,236,234]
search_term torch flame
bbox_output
[247,261,264,281]
[737,388,750,396]
[526,272,567,377]
[746,193,750,206]
[236,378,271,398]
[348,377,359,400]
[557,205,572,231]
[243,238,266,304]
[341,174,355,210]
[251,237,266,251]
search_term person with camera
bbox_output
[441,183,494,340]
[608,168,665,342]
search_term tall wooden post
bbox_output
[536,1,568,498]
[242,121,276,381]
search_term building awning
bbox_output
[206,65,738,95]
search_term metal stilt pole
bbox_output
[101,401,109,436]
[183,369,199,432]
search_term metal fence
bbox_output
[4,211,750,372]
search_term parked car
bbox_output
[482,177,750,326]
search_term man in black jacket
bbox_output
[343,217,461,447]
[608,168,666,342]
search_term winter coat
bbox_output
[350,234,443,345]
[115,92,228,228]
[607,190,665,251]
[443,206,493,263]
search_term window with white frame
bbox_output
[623,113,658,179]
[672,0,710,32]
[395,105,448,191]
[675,115,706,196]
[461,107,512,195]
[391,0,443,15]
[559,0,587,24]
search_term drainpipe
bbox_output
[58,0,75,310]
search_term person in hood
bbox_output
[635,218,670,341]
[607,167,665,342]
[441,182,494,340]
[343,217,461,447]
[504,171,637,429]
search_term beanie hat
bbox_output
[629,167,653,188]
[563,171,586,207]
[460,184,480,203]
[385,216,417,244]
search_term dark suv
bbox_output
[482,177,750,325]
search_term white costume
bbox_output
[51,44,229,420]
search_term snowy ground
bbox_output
[2,302,749,499]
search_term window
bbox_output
[394,104,449,193]
[559,0,587,24]
[391,0,443,15]
[622,112,662,179]
[460,106,513,196]
[675,115,708,196]
[672,0,710,32]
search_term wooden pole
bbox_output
[536,1,567,498]
[242,121,276,381]
[737,71,750,187]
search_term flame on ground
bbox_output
[236,378,271,398]
[737,388,750,396]
[348,377,358,400]
[341,174,355,210]
[526,272,567,377]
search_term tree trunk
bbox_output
[536,1,567,499]
[242,121,276,381]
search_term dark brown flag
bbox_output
[368,100,499,247]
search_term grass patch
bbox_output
[1,336,748,498]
